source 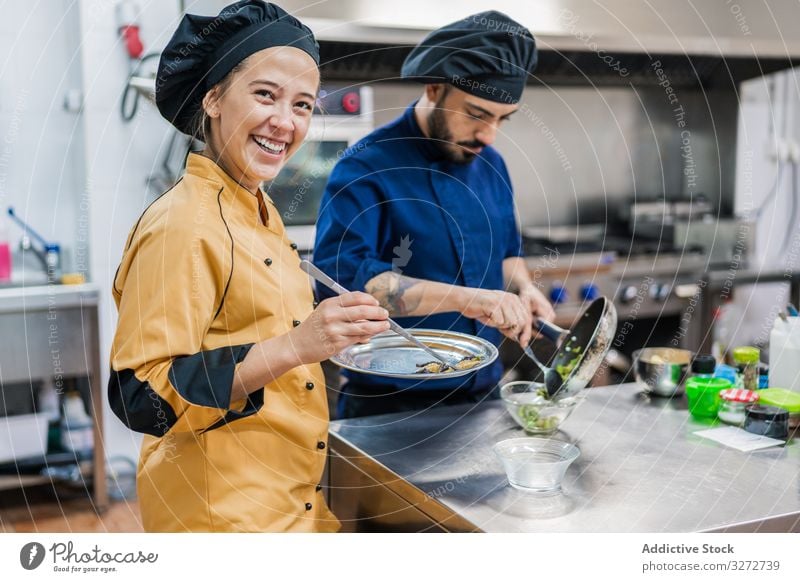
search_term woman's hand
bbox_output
[458,288,534,346]
[289,292,390,364]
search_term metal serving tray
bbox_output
[331,328,498,379]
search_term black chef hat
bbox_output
[401,11,536,104]
[156,0,319,135]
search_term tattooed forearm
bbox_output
[365,272,423,316]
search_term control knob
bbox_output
[580,282,600,301]
[549,282,568,304]
[620,285,639,304]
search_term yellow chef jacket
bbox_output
[108,153,339,532]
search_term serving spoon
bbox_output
[520,317,580,396]
[521,343,563,397]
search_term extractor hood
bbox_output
[191,0,799,87]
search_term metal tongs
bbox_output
[299,260,455,370]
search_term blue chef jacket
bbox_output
[314,102,523,394]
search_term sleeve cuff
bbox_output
[108,368,179,437]
[168,343,255,410]
[354,258,396,291]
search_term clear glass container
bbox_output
[732,346,760,391]
[718,388,758,425]
[493,437,580,494]
[718,400,747,425]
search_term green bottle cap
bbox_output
[732,346,760,364]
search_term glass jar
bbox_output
[691,354,716,379]
[732,346,760,391]
[744,404,789,440]
[718,388,758,425]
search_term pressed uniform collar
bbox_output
[401,102,449,163]
[185,153,270,225]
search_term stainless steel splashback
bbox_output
[370,84,738,228]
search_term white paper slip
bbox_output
[694,426,786,451]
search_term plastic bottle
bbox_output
[769,316,800,392]
[690,354,717,379]
[38,379,61,422]
[713,363,738,385]
[0,216,11,283]
[61,390,93,453]
[712,298,740,364]
[38,379,62,452]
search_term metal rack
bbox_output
[0,284,107,510]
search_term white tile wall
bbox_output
[0,0,85,261]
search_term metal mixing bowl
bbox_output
[632,347,693,397]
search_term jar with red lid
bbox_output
[718,388,758,425]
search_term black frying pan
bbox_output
[534,297,618,398]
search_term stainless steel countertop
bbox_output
[0,283,99,313]
[329,383,800,532]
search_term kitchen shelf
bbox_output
[0,284,107,511]
[0,449,93,475]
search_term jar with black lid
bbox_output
[691,355,717,379]
[743,404,789,440]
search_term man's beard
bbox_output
[428,105,485,165]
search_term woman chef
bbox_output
[107,1,389,532]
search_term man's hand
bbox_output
[458,288,534,345]
[518,284,556,323]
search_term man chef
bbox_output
[313,11,555,418]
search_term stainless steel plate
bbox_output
[331,328,498,379]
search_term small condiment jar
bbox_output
[732,346,760,391]
[744,404,789,440]
[757,388,800,429]
[691,354,717,379]
[718,388,758,425]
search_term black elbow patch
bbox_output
[167,343,254,409]
[109,369,178,437]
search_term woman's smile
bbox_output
[252,134,289,159]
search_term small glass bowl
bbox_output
[493,437,580,494]
[500,381,581,434]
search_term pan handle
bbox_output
[535,319,566,344]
